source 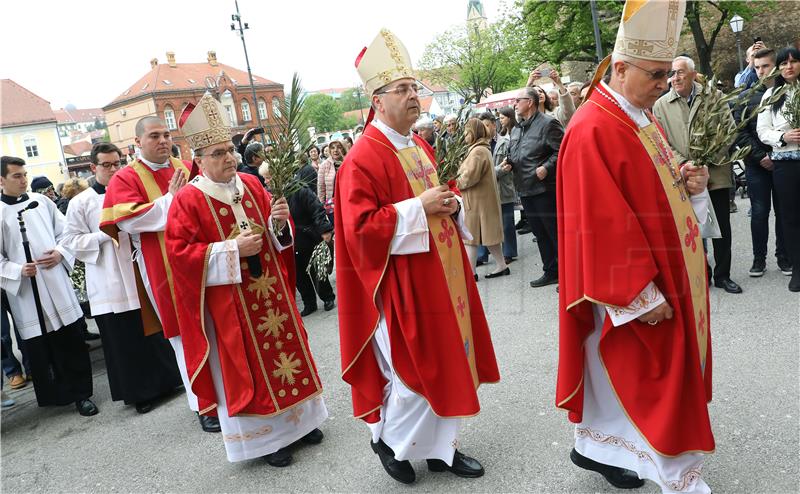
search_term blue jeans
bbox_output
[746,163,786,261]
[477,202,518,262]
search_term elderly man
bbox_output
[100,116,220,433]
[335,29,500,485]
[63,142,181,414]
[556,1,716,492]
[238,141,267,187]
[506,86,564,288]
[653,55,742,294]
[567,81,584,109]
[165,92,327,466]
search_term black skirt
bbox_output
[95,310,182,405]
[23,318,93,406]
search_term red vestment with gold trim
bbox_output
[556,90,714,456]
[335,124,500,423]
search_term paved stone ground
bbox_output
[1,206,798,493]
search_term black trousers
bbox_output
[520,191,558,276]
[96,310,182,405]
[773,160,800,277]
[295,241,334,309]
[24,319,93,406]
[708,188,733,281]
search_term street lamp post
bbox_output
[589,0,604,63]
[729,14,744,73]
[354,85,365,124]
[231,0,265,139]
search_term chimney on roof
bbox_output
[207,50,218,67]
[150,58,158,69]
[166,51,176,68]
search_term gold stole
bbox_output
[394,146,479,386]
[637,123,709,372]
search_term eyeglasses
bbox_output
[515,97,531,103]
[624,61,676,80]
[198,146,236,160]
[97,161,122,169]
[376,83,424,97]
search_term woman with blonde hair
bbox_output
[457,118,509,279]
[57,177,89,215]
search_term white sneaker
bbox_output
[1,390,15,408]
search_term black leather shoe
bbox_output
[323,299,335,311]
[300,428,324,445]
[476,259,487,266]
[570,448,644,489]
[371,439,415,484]
[789,275,800,292]
[530,273,558,288]
[427,450,484,478]
[300,305,317,317]
[135,401,153,414]
[474,273,479,282]
[76,399,99,416]
[83,330,100,341]
[713,278,742,294]
[198,413,221,433]
[265,447,292,467]
[518,227,532,235]
[485,267,510,279]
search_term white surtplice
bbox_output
[574,82,713,494]
[365,119,472,465]
[0,193,82,339]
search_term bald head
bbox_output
[135,116,167,138]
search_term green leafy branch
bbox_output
[265,73,311,200]
[434,100,475,184]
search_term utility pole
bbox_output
[231,0,265,140]
[590,0,604,63]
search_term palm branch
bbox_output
[265,73,311,199]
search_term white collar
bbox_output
[190,174,243,205]
[139,156,171,170]
[600,81,650,128]
[372,118,416,150]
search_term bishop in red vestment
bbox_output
[335,29,499,485]
[165,93,327,466]
[556,2,715,492]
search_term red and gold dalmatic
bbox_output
[100,158,192,337]
[335,125,500,424]
[166,172,322,417]
[556,87,714,457]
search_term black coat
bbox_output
[507,111,563,197]
[287,186,331,251]
[732,86,772,167]
[237,163,266,187]
[295,164,318,195]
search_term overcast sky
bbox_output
[1,0,502,110]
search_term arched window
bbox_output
[164,106,177,130]
[272,97,281,118]
[241,100,252,122]
[258,99,268,120]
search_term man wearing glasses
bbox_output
[164,92,327,466]
[335,29,500,485]
[100,116,220,433]
[654,56,742,294]
[556,1,716,492]
[63,142,181,414]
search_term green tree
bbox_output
[304,93,343,133]
[338,88,369,112]
[685,0,772,76]
[420,23,522,103]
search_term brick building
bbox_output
[103,51,284,159]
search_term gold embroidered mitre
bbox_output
[614,0,686,62]
[179,92,232,151]
[355,28,415,97]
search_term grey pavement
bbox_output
[1,205,798,493]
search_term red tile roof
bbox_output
[54,108,105,124]
[63,141,93,156]
[0,79,56,128]
[106,62,281,108]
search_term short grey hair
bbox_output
[443,114,457,123]
[415,117,434,130]
[610,52,633,66]
[521,86,539,104]
[673,55,696,72]
[567,81,584,91]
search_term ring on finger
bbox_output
[443,198,451,206]
[647,320,659,326]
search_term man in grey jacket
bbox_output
[504,86,564,287]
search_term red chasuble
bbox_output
[555,89,714,456]
[165,173,320,417]
[335,124,500,423]
[100,158,191,338]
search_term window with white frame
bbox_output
[164,107,177,130]
[23,136,39,158]
[225,105,235,124]
[258,99,268,120]
[241,100,252,122]
[272,97,281,118]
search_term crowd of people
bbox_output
[1,1,799,492]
